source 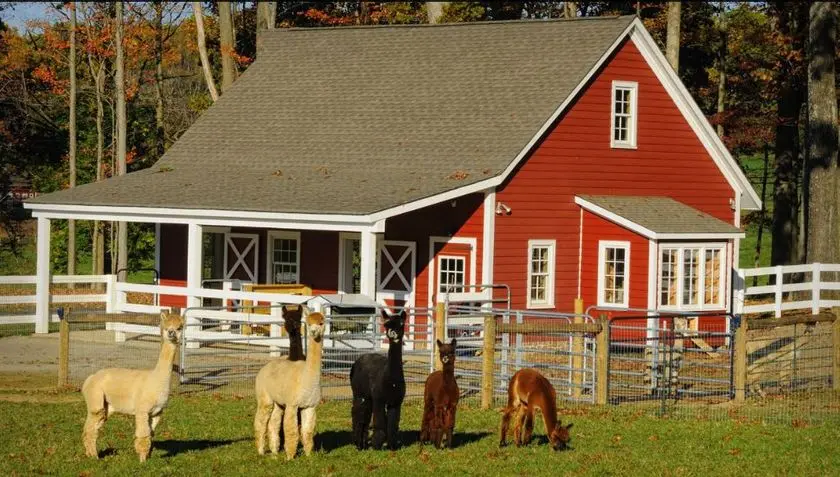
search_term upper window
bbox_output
[611,81,638,149]
[267,231,300,284]
[598,241,630,308]
[659,244,726,310]
[527,240,556,309]
[438,256,465,294]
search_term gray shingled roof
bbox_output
[30,16,635,216]
[578,195,741,235]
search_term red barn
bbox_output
[26,17,758,328]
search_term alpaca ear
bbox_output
[566,423,573,430]
[436,339,443,348]
[380,309,391,322]
[159,311,167,323]
[451,338,457,348]
[301,305,310,318]
[281,305,289,314]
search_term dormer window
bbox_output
[611,80,638,149]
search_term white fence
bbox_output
[735,263,840,317]
[0,274,112,324]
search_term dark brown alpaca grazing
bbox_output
[499,368,572,450]
[420,339,459,448]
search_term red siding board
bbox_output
[494,39,735,312]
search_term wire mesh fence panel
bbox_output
[608,314,734,418]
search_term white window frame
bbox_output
[265,230,301,285]
[437,255,466,294]
[526,239,556,309]
[337,232,361,294]
[597,240,630,308]
[611,80,638,149]
[658,243,727,311]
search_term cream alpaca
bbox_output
[81,311,184,462]
[254,308,325,460]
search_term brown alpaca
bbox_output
[499,368,572,450]
[420,339,459,449]
[81,312,184,462]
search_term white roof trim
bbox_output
[627,20,760,210]
[575,196,744,240]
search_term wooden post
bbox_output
[571,298,584,399]
[435,302,446,371]
[733,315,747,402]
[595,314,609,405]
[833,308,840,391]
[481,313,496,409]
[58,310,70,388]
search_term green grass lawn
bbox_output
[1,393,839,477]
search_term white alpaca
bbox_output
[81,311,184,462]
[254,308,325,460]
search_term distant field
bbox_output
[0,392,838,477]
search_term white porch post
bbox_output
[185,223,203,348]
[34,216,52,333]
[481,190,496,298]
[360,228,380,300]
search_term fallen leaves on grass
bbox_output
[792,419,808,428]
[648,434,659,441]
[728,448,741,456]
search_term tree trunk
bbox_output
[716,1,726,138]
[564,2,577,18]
[666,1,681,72]
[427,2,446,24]
[256,1,276,30]
[193,1,218,102]
[87,48,105,276]
[68,2,77,276]
[219,1,236,92]
[805,2,839,264]
[154,1,165,158]
[115,1,128,278]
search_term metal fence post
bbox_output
[572,299,584,399]
[435,302,446,371]
[515,311,523,369]
[481,312,496,409]
[596,314,609,406]
[733,315,747,403]
[58,308,69,387]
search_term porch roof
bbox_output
[575,195,744,239]
[28,16,635,217]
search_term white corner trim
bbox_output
[337,232,360,294]
[481,190,496,290]
[597,240,631,308]
[577,207,584,300]
[628,20,760,211]
[526,239,556,309]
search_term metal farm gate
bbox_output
[607,313,735,415]
[178,303,435,399]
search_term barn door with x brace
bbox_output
[223,233,259,283]
[377,240,416,308]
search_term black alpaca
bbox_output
[350,309,406,450]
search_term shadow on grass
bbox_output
[316,429,492,453]
[155,438,248,457]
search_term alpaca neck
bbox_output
[153,340,178,378]
[537,393,559,436]
[288,333,305,361]
[387,341,403,379]
[441,362,456,382]
[305,335,323,377]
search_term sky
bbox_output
[1,2,55,30]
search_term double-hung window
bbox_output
[438,256,465,294]
[598,241,630,308]
[659,244,726,310]
[267,231,300,284]
[611,81,638,149]
[527,240,556,308]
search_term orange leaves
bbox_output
[302,8,354,26]
[32,65,67,95]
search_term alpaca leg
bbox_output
[371,400,387,450]
[134,413,152,462]
[267,404,284,455]
[522,408,534,445]
[300,407,317,457]
[82,408,107,458]
[150,414,161,438]
[432,405,445,449]
[283,406,300,461]
[254,400,273,455]
[513,407,527,447]
[445,406,457,449]
[385,404,402,450]
[352,397,372,450]
[419,402,434,444]
[499,407,515,447]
